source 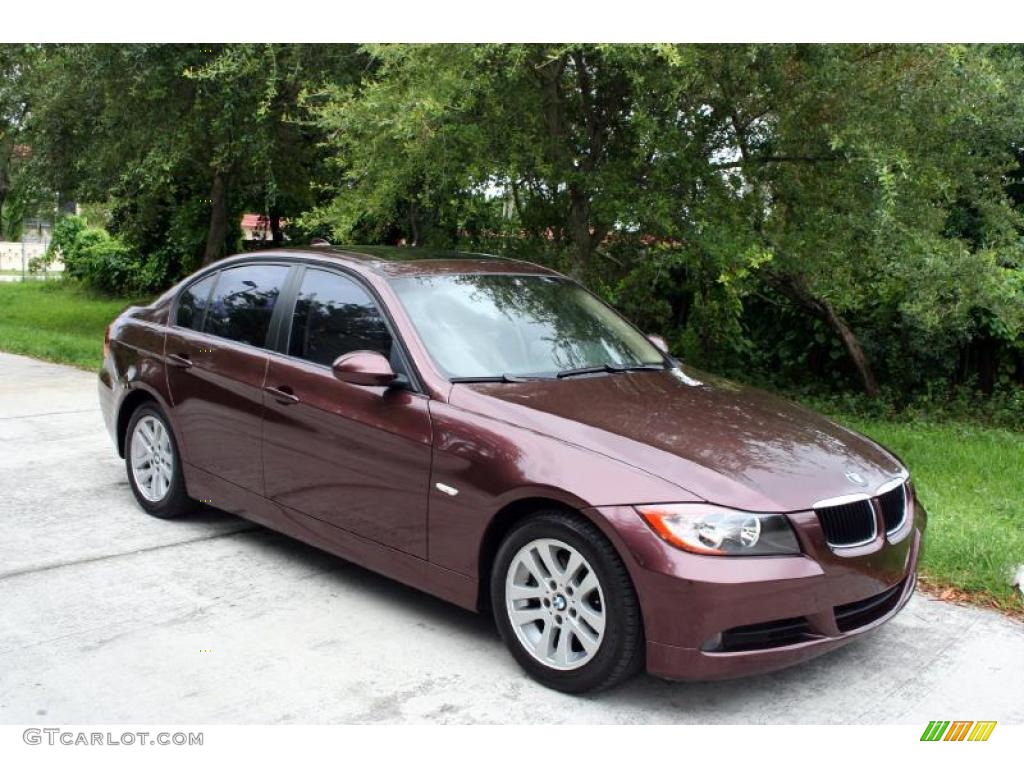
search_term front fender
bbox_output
[425,399,697,578]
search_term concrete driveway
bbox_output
[0,350,1021,724]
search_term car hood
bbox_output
[447,368,906,512]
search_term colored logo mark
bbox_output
[920,721,997,742]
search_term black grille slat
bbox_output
[710,581,907,652]
[816,500,875,547]
[834,582,903,632]
[718,616,816,652]
[877,484,907,533]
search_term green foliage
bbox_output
[24,44,367,273]
[46,214,87,259]
[51,215,156,294]
[302,44,1024,401]
[795,380,1024,432]
[27,251,56,274]
[5,43,1023,409]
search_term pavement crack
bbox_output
[0,525,260,581]
[0,408,100,420]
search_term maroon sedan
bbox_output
[98,246,924,693]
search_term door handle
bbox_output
[167,352,193,369]
[264,385,300,405]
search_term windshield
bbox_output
[389,273,666,379]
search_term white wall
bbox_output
[0,242,64,272]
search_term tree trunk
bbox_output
[819,300,881,397]
[269,209,283,247]
[0,158,9,241]
[767,272,881,397]
[202,171,229,266]
[408,200,420,246]
[566,186,593,275]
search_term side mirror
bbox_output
[647,334,669,354]
[331,351,398,387]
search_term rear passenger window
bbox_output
[175,274,216,330]
[204,264,290,347]
[288,269,393,366]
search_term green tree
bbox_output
[310,43,1024,396]
[0,44,41,240]
[10,42,1022,402]
[26,44,366,281]
[689,44,1023,395]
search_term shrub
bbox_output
[27,251,57,274]
[47,215,88,263]
[50,216,151,295]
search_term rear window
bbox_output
[203,264,290,347]
[175,274,216,330]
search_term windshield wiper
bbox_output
[450,374,550,384]
[616,363,667,372]
[556,364,616,379]
[451,364,665,383]
[556,363,665,379]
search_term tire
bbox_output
[124,403,195,519]
[491,511,644,694]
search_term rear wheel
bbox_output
[491,511,644,693]
[125,403,195,518]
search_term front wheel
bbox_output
[491,511,644,693]
[125,403,195,518]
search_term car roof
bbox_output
[271,245,561,279]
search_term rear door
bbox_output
[165,262,292,493]
[261,266,433,557]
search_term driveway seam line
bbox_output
[0,525,260,581]
[0,408,100,420]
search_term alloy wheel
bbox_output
[504,537,606,671]
[130,414,175,503]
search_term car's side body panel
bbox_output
[182,462,478,610]
[262,355,433,558]
[163,328,269,493]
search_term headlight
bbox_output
[636,503,801,556]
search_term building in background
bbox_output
[240,213,288,242]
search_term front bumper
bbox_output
[589,496,926,681]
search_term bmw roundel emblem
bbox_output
[845,471,867,486]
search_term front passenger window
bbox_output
[288,269,393,366]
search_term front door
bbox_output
[164,263,291,493]
[261,267,432,558]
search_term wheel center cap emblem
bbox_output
[553,594,567,611]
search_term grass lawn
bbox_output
[0,279,1021,614]
[0,280,150,370]
[845,419,1023,613]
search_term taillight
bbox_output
[103,324,112,359]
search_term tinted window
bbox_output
[175,274,216,330]
[204,265,289,347]
[288,269,393,366]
